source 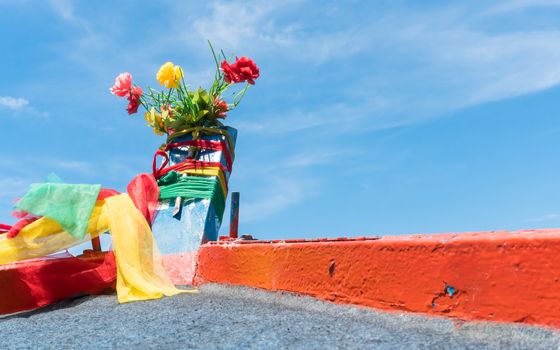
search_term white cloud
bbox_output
[236,97,398,136]
[0,96,29,110]
[282,149,347,168]
[38,158,95,176]
[241,176,316,222]
[482,0,560,16]
[0,96,48,119]
[189,1,296,50]
[48,0,75,21]
[382,23,560,109]
[179,0,560,134]
[0,177,32,199]
[232,147,342,222]
[0,154,147,185]
[524,213,560,223]
[181,0,367,63]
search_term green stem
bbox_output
[233,83,250,106]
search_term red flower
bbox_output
[214,97,229,118]
[221,57,260,85]
[127,86,143,114]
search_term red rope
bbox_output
[164,140,233,172]
[152,150,169,179]
[158,160,229,179]
[153,139,234,179]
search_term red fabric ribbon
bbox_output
[0,253,116,315]
[7,217,39,239]
[127,174,160,226]
[97,188,120,201]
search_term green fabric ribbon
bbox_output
[158,171,226,221]
[15,183,101,240]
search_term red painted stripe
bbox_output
[194,229,560,328]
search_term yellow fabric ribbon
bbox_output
[104,194,196,302]
[0,201,106,264]
[0,194,196,302]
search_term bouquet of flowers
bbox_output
[110,44,260,135]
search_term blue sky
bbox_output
[2,0,560,239]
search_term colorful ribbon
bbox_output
[0,253,117,315]
[158,172,226,221]
[151,128,235,222]
[0,192,195,309]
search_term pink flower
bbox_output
[127,86,143,114]
[110,72,133,97]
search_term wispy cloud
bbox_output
[178,0,560,135]
[241,176,317,222]
[37,158,95,176]
[233,147,343,222]
[188,1,298,51]
[236,98,396,136]
[384,22,560,108]
[0,96,49,119]
[282,149,348,168]
[482,0,560,16]
[0,154,147,184]
[524,213,560,223]
[48,0,75,21]
[179,0,367,63]
[0,177,33,199]
[314,5,560,127]
[0,96,29,110]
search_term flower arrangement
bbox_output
[110,44,260,136]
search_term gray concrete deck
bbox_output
[1,284,559,349]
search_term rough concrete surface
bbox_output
[1,284,559,350]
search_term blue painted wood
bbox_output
[229,192,240,238]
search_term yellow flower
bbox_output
[156,62,184,89]
[144,108,165,135]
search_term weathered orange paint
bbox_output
[194,229,560,328]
